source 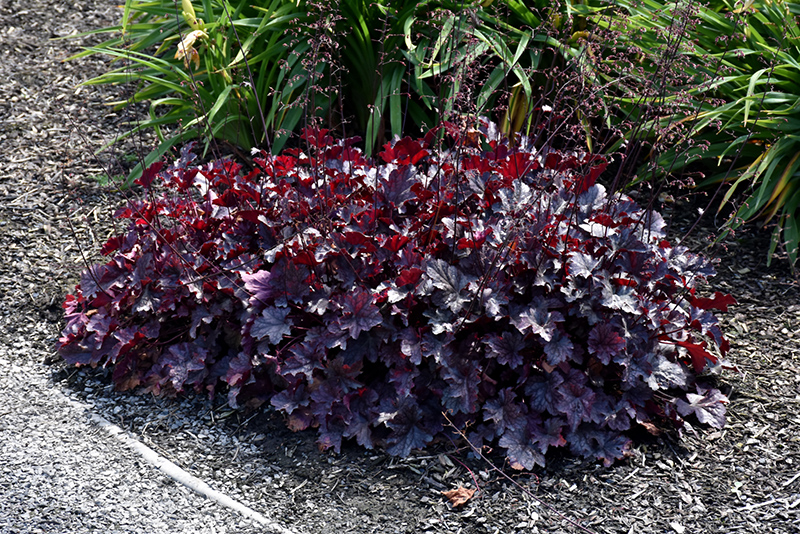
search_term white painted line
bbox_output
[63,394,305,534]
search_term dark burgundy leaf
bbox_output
[389,363,419,397]
[322,357,363,394]
[484,388,526,435]
[226,352,252,388]
[525,371,564,414]
[384,399,435,457]
[510,304,563,342]
[396,267,424,287]
[569,427,631,467]
[544,333,575,366]
[135,160,165,188]
[343,388,379,449]
[535,417,567,451]
[318,405,347,453]
[499,422,545,470]
[271,382,310,414]
[162,342,208,390]
[676,387,727,429]
[281,337,326,378]
[269,257,311,306]
[58,129,733,469]
[336,289,382,339]
[484,331,527,368]
[241,269,272,305]
[251,306,292,344]
[399,328,424,365]
[425,259,477,314]
[568,251,600,278]
[100,235,124,256]
[592,431,631,466]
[647,355,689,390]
[554,369,595,431]
[587,323,626,365]
[379,166,417,206]
[674,339,718,373]
[58,340,95,366]
[442,355,481,415]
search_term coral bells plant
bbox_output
[59,124,735,468]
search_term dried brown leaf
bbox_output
[441,486,476,507]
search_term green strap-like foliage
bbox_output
[604,0,800,268]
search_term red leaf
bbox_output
[293,251,317,267]
[100,236,124,256]
[690,291,737,312]
[236,210,266,224]
[396,268,424,287]
[213,189,241,208]
[384,235,410,253]
[676,340,718,373]
[344,232,376,253]
[300,127,332,148]
[135,161,164,188]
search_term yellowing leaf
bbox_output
[182,0,199,30]
[174,30,207,69]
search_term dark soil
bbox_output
[3,1,800,532]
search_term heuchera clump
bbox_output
[59,123,735,467]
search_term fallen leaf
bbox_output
[441,486,476,507]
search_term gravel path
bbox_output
[0,349,272,534]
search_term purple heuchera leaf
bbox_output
[57,127,734,469]
[271,382,310,414]
[269,257,311,306]
[526,371,564,414]
[555,368,596,431]
[241,269,272,306]
[425,258,476,313]
[251,306,292,344]
[379,165,417,207]
[498,413,554,470]
[336,289,382,339]
[281,336,327,378]
[226,352,252,388]
[588,323,626,365]
[383,399,436,457]
[318,407,347,453]
[343,388,379,449]
[389,363,419,397]
[400,328,424,365]
[484,388,526,435]
[484,331,526,368]
[442,356,481,415]
[568,427,631,467]
[647,355,689,390]
[568,251,600,278]
[162,343,208,390]
[510,303,563,342]
[544,333,575,366]
[499,426,545,470]
[599,279,638,314]
[676,387,728,429]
